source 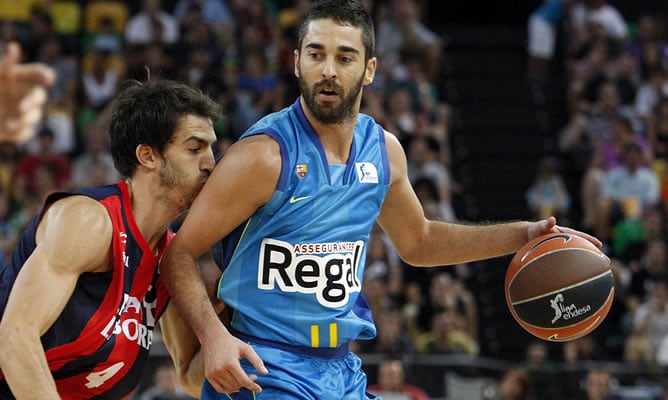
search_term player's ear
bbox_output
[136,144,158,170]
[363,57,376,86]
[294,49,300,79]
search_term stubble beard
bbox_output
[159,160,203,211]
[299,72,365,125]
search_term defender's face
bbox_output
[294,18,376,124]
[159,114,217,210]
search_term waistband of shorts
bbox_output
[230,327,350,359]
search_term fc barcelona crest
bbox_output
[296,164,308,178]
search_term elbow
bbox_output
[394,232,434,267]
[397,246,431,267]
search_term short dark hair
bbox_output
[297,0,375,62]
[109,79,223,177]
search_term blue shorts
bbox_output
[200,342,380,399]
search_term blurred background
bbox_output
[2,0,668,399]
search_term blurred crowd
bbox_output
[5,0,668,398]
[521,0,668,399]
[0,0,456,397]
[528,0,668,368]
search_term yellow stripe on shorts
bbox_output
[329,322,337,348]
[311,325,319,348]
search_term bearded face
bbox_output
[158,157,209,210]
[298,71,365,125]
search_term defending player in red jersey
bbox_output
[0,78,221,399]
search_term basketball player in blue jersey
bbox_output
[161,0,604,398]
[0,79,222,399]
[0,41,55,144]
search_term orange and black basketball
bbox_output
[505,232,614,341]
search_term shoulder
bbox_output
[42,195,110,224]
[229,134,282,167]
[37,195,113,272]
[383,130,407,164]
[39,195,113,243]
[213,134,282,190]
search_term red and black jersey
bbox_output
[0,181,172,399]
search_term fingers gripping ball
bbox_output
[505,233,614,341]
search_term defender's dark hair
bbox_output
[297,0,375,62]
[109,79,223,177]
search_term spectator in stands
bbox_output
[138,362,195,400]
[559,80,641,178]
[426,272,478,341]
[25,102,77,157]
[35,34,78,114]
[14,127,70,200]
[386,87,417,139]
[375,0,442,83]
[357,309,415,356]
[649,99,668,201]
[415,308,479,356]
[627,238,667,299]
[563,334,610,364]
[526,155,571,222]
[363,275,395,321]
[596,140,659,241]
[365,233,403,299]
[492,368,533,400]
[232,50,283,133]
[635,66,668,131]
[367,358,429,400]
[527,0,576,85]
[627,280,668,364]
[624,14,668,74]
[581,368,612,400]
[407,135,456,222]
[521,341,555,373]
[22,7,56,62]
[80,35,124,113]
[172,0,232,36]
[70,124,120,189]
[570,0,628,44]
[401,281,427,341]
[580,114,650,234]
[175,4,223,67]
[125,0,180,46]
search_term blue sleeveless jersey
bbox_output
[0,181,171,399]
[216,99,391,352]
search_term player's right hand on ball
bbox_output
[203,329,268,394]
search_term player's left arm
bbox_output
[160,258,226,397]
[376,131,600,267]
[0,197,112,398]
[160,303,204,397]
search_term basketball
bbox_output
[505,232,614,341]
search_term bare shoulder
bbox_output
[37,195,113,273]
[382,130,408,182]
[41,195,111,227]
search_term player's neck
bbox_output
[124,177,174,250]
[303,112,357,164]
